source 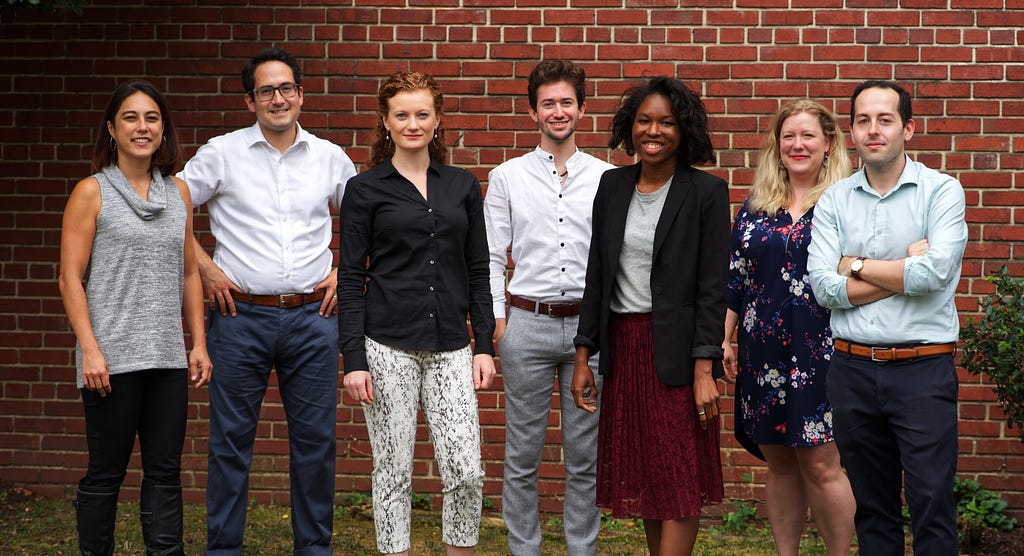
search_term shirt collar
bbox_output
[532,145,581,167]
[379,157,445,178]
[852,154,918,198]
[243,122,309,152]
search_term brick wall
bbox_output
[2,0,1023,516]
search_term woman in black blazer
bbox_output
[571,76,730,555]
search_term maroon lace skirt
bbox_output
[596,313,724,519]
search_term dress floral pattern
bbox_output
[727,203,835,451]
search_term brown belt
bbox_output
[230,288,327,308]
[833,339,956,362]
[508,295,582,318]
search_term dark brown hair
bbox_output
[527,60,586,111]
[91,80,181,175]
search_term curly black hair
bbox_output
[608,76,716,166]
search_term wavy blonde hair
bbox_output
[747,99,851,214]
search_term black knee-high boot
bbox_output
[74,487,118,556]
[140,479,185,556]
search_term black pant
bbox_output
[80,368,187,491]
[827,351,959,556]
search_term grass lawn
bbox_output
[1,484,835,554]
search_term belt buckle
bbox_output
[870,347,890,362]
[546,304,556,317]
[278,294,290,308]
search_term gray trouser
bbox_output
[500,306,601,556]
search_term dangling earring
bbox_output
[385,130,391,143]
[822,154,829,167]
[433,129,438,140]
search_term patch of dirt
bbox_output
[961,526,1024,555]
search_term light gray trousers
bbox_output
[499,306,601,556]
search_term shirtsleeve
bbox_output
[483,165,512,319]
[807,186,853,310]
[465,176,497,356]
[902,177,967,295]
[331,153,358,210]
[337,178,372,372]
[176,141,224,208]
[727,203,751,315]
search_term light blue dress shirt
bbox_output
[807,156,967,345]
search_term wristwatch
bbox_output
[850,257,866,278]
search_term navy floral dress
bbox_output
[727,202,835,455]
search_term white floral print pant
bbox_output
[363,336,484,553]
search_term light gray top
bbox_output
[76,166,188,387]
[611,177,673,313]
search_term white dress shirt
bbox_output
[178,123,357,294]
[484,146,614,318]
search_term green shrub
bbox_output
[960,266,1024,442]
[955,478,1017,533]
[721,500,758,533]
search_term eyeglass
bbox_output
[250,82,300,102]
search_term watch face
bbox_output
[852,259,863,273]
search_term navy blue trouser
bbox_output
[827,351,959,556]
[205,301,338,556]
[80,368,188,491]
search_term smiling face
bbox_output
[107,91,163,163]
[779,111,830,185]
[851,86,914,173]
[631,93,680,170]
[384,88,439,155]
[529,80,584,146]
[245,60,303,137]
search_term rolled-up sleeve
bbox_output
[177,141,223,208]
[808,186,853,310]
[902,177,967,296]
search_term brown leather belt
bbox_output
[230,288,327,308]
[508,295,582,318]
[833,339,956,362]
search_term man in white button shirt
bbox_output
[484,60,614,556]
[178,47,356,555]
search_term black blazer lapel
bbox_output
[605,164,639,278]
[653,164,694,260]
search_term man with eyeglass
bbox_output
[178,47,356,555]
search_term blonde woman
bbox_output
[722,99,856,556]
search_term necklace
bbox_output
[559,169,568,178]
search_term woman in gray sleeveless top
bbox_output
[58,81,211,556]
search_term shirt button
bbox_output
[559,218,563,222]
[560,290,565,295]
[429,260,435,265]
[429,313,435,318]
[427,208,433,213]
[429,286,435,292]
[558,194,562,198]
[560,243,565,247]
[430,233,435,237]
[561,267,565,272]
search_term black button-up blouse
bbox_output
[337,158,495,372]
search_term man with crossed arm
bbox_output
[808,80,967,556]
